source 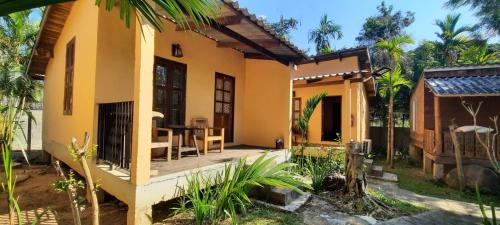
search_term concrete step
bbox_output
[363,159,373,172]
[250,186,302,206]
[369,165,384,177]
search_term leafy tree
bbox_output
[1,0,219,32]
[308,14,343,54]
[408,40,441,80]
[375,35,414,168]
[356,1,415,46]
[458,42,498,64]
[270,15,299,39]
[435,13,477,66]
[376,65,412,168]
[445,0,499,34]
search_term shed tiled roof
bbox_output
[425,75,500,96]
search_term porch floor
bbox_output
[150,146,272,177]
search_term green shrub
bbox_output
[476,184,497,225]
[304,148,344,193]
[175,154,310,225]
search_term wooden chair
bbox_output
[190,117,224,155]
[152,111,173,161]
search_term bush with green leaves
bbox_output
[303,148,344,193]
[476,184,497,225]
[175,154,309,225]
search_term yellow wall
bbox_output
[154,21,246,145]
[95,7,135,103]
[43,3,138,206]
[243,59,292,148]
[292,56,359,78]
[292,56,369,145]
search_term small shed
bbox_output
[409,64,500,179]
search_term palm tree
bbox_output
[458,42,498,64]
[0,0,219,32]
[375,34,413,168]
[308,14,343,54]
[376,65,412,168]
[435,13,477,66]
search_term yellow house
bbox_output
[26,2,373,224]
[291,47,375,145]
[26,1,309,224]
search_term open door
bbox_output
[322,96,342,141]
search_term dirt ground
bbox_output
[0,165,127,225]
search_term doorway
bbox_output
[322,96,342,141]
[214,73,235,142]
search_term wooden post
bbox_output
[434,96,442,154]
[449,122,465,191]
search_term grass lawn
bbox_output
[381,159,500,205]
[239,206,303,225]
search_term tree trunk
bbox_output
[72,133,99,225]
[345,141,367,197]
[449,123,465,191]
[387,92,395,168]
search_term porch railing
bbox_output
[97,101,133,170]
[424,129,500,161]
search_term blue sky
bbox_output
[238,0,496,54]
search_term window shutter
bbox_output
[63,37,75,115]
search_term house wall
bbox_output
[292,57,368,144]
[243,59,292,148]
[410,77,426,148]
[154,21,246,146]
[292,76,367,144]
[292,56,359,78]
[43,3,137,206]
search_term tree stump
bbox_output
[344,141,367,197]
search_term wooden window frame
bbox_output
[153,56,187,126]
[292,97,301,128]
[63,37,75,115]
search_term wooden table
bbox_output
[166,125,201,159]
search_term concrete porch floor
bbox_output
[150,146,274,177]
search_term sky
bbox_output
[237,0,496,54]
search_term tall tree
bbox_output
[1,0,219,32]
[408,40,441,81]
[356,1,415,47]
[270,15,299,39]
[445,0,499,34]
[308,14,343,54]
[375,35,414,168]
[435,13,477,66]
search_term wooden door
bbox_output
[153,57,187,127]
[214,73,235,142]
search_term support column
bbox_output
[342,79,351,143]
[433,96,442,155]
[130,13,155,185]
[127,202,152,225]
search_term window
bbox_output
[292,98,301,128]
[153,57,186,126]
[63,37,75,115]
